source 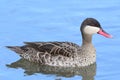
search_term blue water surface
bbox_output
[0,0,120,80]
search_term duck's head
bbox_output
[80,18,112,38]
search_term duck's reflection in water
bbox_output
[6,58,96,80]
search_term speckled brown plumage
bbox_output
[7,41,84,67]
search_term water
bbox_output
[0,0,120,80]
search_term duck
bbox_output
[6,18,112,67]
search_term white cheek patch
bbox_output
[84,25,100,35]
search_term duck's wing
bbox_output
[6,42,80,64]
[23,41,80,57]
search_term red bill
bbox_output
[98,29,112,38]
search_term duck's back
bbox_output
[7,41,80,66]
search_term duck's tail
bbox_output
[6,46,24,54]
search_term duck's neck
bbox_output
[82,34,93,46]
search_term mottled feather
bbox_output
[24,41,79,57]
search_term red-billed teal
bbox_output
[6,18,112,67]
